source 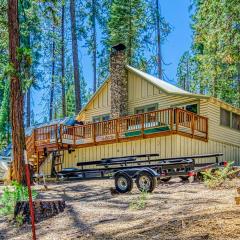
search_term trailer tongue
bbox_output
[57,153,224,193]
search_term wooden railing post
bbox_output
[116,119,119,142]
[93,123,96,144]
[59,125,63,144]
[170,108,173,131]
[175,108,179,132]
[55,124,58,144]
[33,129,36,152]
[73,126,76,146]
[141,114,144,137]
[191,114,195,137]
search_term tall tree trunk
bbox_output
[49,26,55,121]
[156,0,163,80]
[70,0,81,114]
[61,3,66,117]
[185,57,189,91]
[8,0,26,184]
[92,0,97,92]
[237,62,240,107]
[26,88,31,126]
[128,0,132,65]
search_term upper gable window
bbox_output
[220,108,230,127]
[134,103,158,114]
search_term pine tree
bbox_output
[190,0,240,106]
[61,1,66,117]
[107,0,146,65]
[177,51,195,91]
[70,0,82,113]
[8,0,26,184]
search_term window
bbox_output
[92,114,110,123]
[134,103,158,114]
[232,113,240,131]
[220,108,230,127]
[186,104,198,114]
[172,102,199,114]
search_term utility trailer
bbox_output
[57,153,225,193]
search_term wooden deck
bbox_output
[26,108,208,171]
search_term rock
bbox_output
[14,199,65,224]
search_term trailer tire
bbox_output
[179,176,189,181]
[115,173,133,193]
[136,172,157,193]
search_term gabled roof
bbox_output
[126,65,209,99]
[76,65,211,120]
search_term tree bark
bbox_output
[26,34,31,127]
[92,0,97,92]
[70,0,81,114]
[8,0,26,184]
[128,0,132,65]
[49,26,55,121]
[156,0,163,80]
[26,88,31,127]
[61,3,66,117]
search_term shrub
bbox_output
[0,181,38,217]
[201,162,240,189]
[129,190,149,210]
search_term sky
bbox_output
[160,0,192,84]
[33,0,193,123]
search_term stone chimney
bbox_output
[110,43,128,119]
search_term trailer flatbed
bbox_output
[57,153,224,193]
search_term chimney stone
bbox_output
[110,44,128,119]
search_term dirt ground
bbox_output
[0,178,240,240]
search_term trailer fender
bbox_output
[136,168,159,178]
[114,167,159,179]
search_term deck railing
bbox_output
[26,108,208,155]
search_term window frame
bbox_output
[220,107,240,132]
[220,108,231,128]
[134,103,158,114]
[171,101,200,114]
[92,113,110,123]
[232,112,240,131]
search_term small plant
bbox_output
[129,190,149,210]
[15,214,24,227]
[201,162,240,189]
[0,181,38,218]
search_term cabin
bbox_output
[25,44,240,176]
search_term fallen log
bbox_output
[14,199,65,224]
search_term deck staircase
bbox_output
[25,108,208,174]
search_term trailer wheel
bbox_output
[115,173,133,193]
[136,172,157,193]
[179,176,189,181]
[161,177,171,182]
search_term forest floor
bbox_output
[0,178,240,240]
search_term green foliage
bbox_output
[188,0,240,106]
[177,51,195,91]
[201,162,240,189]
[129,190,149,210]
[0,181,38,217]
